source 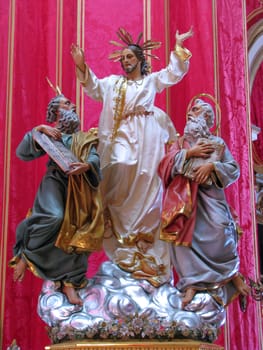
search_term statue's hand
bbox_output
[36,125,62,140]
[175,26,194,47]
[67,162,91,175]
[192,163,214,184]
[70,43,86,72]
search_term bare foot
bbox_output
[182,288,196,308]
[62,285,83,305]
[232,275,251,296]
[13,259,27,282]
[233,275,250,312]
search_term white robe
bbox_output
[77,51,189,286]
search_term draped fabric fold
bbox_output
[158,141,198,246]
[55,131,104,254]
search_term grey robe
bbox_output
[169,135,241,306]
[12,130,101,288]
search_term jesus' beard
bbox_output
[121,61,139,74]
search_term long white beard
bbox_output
[184,115,211,143]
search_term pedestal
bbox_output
[45,340,224,350]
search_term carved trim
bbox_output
[45,340,224,350]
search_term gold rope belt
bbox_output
[123,110,153,119]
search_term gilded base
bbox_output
[45,340,224,350]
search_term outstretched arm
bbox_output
[16,125,63,161]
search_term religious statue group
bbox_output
[9,26,251,343]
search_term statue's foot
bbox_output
[182,288,196,308]
[13,258,27,282]
[232,274,250,312]
[62,285,83,305]
[232,275,251,296]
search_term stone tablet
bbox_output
[32,129,78,172]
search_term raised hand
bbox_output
[70,43,86,73]
[175,27,194,47]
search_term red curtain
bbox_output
[1,1,262,350]
[216,2,261,349]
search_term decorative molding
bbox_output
[56,0,63,90]
[76,0,85,127]
[45,340,224,350]
[1,0,15,348]
[212,0,220,136]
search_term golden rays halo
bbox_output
[186,93,221,136]
[46,76,62,95]
[109,27,161,62]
